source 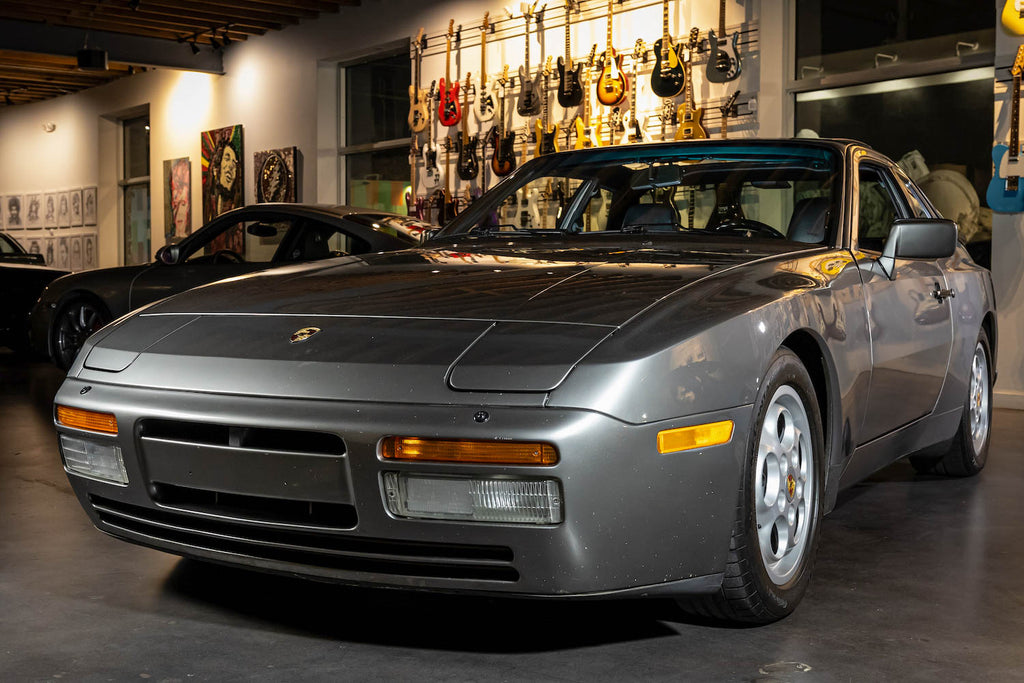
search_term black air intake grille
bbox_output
[89,495,518,582]
[139,419,346,456]
[151,482,358,528]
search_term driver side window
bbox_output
[184,219,288,263]
[857,165,903,252]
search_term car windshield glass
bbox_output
[0,233,18,254]
[433,143,841,245]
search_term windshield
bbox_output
[435,143,841,245]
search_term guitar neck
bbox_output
[663,0,670,46]
[1012,72,1021,158]
[445,38,452,82]
[565,7,572,65]
[524,17,531,72]
[606,0,614,56]
[719,0,726,36]
[480,28,487,86]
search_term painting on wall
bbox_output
[70,189,83,227]
[163,158,191,243]
[5,194,24,228]
[44,237,55,267]
[70,235,83,271]
[83,187,97,226]
[254,147,297,203]
[25,193,42,229]
[57,191,70,228]
[25,237,42,259]
[44,192,57,228]
[201,125,244,254]
[83,234,96,270]
[56,236,69,270]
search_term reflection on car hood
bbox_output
[80,240,809,397]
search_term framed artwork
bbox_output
[70,235,83,271]
[25,193,43,229]
[201,125,243,223]
[83,187,97,225]
[83,234,97,269]
[163,158,191,242]
[255,147,297,203]
[70,189,83,226]
[5,194,24,228]
[56,236,70,270]
[57,191,70,228]
[26,236,43,258]
[44,192,58,228]
[44,237,55,267]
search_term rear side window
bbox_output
[857,165,904,251]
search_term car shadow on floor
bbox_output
[160,558,740,651]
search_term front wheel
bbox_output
[680,348,824,623]
[52,298,110,370]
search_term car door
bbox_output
[129,213,290,310]
[852,157,953,443]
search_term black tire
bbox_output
[52,297,111,370]
[680,348,825,623]
[933,329,992,477]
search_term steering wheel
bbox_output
[212,249,244,263]
[711,219,786,240]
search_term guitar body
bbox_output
[596,51,628,107]
[438,77,462,126]
[987,144,1024,213]
[456,134,480,181]
[573,116,602,149]
[1003,0,1024,35]
[650,38,686,97]
[517,67,543,116]
[490,129,517,176]
[624,118,650,144]
[556,58,584,108]
[432,189,458,224]
[674,104,707,140]
[474,83,495,123]
[535,120,560,157]
[422,144,443,189]
[408,86,429,133]
[706,30,741,83]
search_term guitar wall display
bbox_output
[406,0,757,224]
[988,45,1024,213]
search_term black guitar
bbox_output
[517,2,543,117]
[651,0,686,98]
[490,66,517,177]
[555,0,584,108]
[707,0,741,83]
[456,73,480,181]
[433,137,459,224]
[535,57,559,157]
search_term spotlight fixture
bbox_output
[128,0,141,9]
[77,47,108,71]
[189,41,200,55]
[221,29,231,46]
[209,36,222,51]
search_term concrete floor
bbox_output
[2,352,1023,682]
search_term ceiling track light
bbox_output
[128,0,141,9]
[209,36,222,51]
[189,41,200,54]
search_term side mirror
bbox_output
[156,244,181,265]
[879,218,957,278]
[26,253,46,265]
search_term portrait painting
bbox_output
[70,235,83,271]
[70,189,83,227]
[56,236,69,270]
[45,237,55,267]
[254,147,297,203]
[44,192,58,228]
[5,195,24,228]
[201,125,244,254]
[25,193,43,229]
[27,237,42,257]
[83,187,97,225]
[83,234,97,270]
[163,158,191,242]
[57,191,70,228]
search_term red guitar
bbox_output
[438,20,461,127]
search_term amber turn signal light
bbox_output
[56,405,118,435]
[657,420,733,454]
[381,437,558,465]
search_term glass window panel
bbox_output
[346,147,411,214]
[124,184,151,266]
[345,52,410,147]
[857,165,901,250]
[123,116,150,179]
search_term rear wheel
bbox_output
[680,348,824,623]
[52,298,110,370]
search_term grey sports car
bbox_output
[51,139,996,623]
[30,204,434,369]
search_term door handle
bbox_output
[932,282,956,303]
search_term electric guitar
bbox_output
[408,28,429,133]
[659,98,675,141]
[988,45,1024,213]
[535,57,559,157]
[438,21,462,127]
[406,136,419,217]
[623,40,650,144]
[474,13,496,123]
[456,73,480,181]
[675,52,707,140]
[422,82,443,189]
[556,0,584,108]
[573,47,602,149]
[707,0,741,83]
[596,0,628,107]
[651,0,686,98]
[517,2,543,117]
[1002,0,1024,35]
[490,65,517,177]
[719,90,740,138]
[433,137,459,223]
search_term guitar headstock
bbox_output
[688,27,700,51]
[720,90,740,116]
[1013,44,1024,77]
[521,1,538,20]
[414,28,425,54]
[544,55,553,76]
[588,44,598,66]
[499,64,509,86]
[634,38,646,63]
[464,72,472,89]
[447,19,454,40]
[428,80,437,101]
[482,11,489,33]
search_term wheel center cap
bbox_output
[786,474,796,501]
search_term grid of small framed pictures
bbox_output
[1,186,98,270]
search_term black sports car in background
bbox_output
[30,204,433,368]
[0,233,68,352]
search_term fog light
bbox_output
[60,435,128,484]
[383,472,562,524]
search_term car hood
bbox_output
[79,240,806,397]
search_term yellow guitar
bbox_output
[1003,0,1024,35]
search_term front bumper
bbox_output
[54,376,751,599]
